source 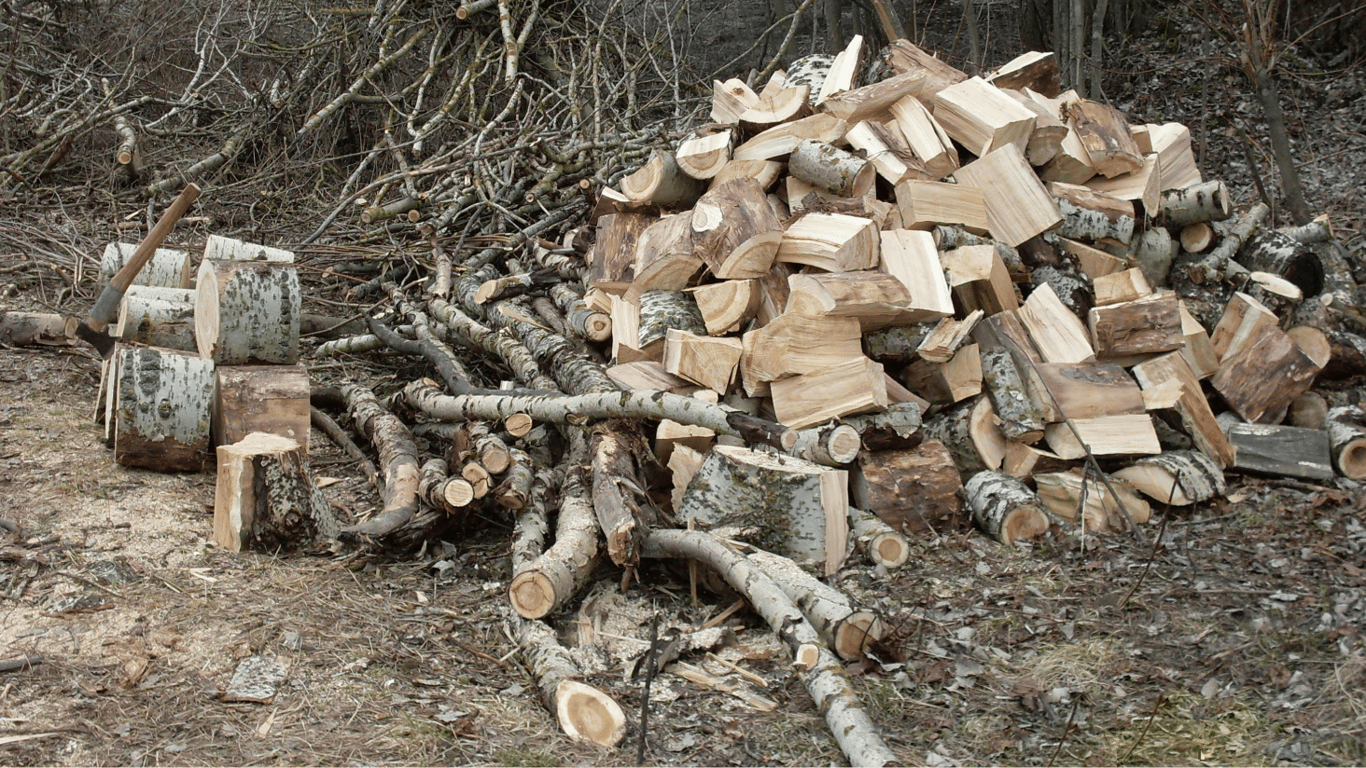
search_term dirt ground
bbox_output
[4,1,1366,765]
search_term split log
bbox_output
[1085,152,1162,216]
[1325,406,1366,480]
[914,310,983,363]
[1137,122,1202,188]
[987,51,1060,97]
[339,382,420,538]
[787,139,875,197]
[619,151,705,208]
[679,444,848,576]
[213,432,338,553]
[590,426,652,568]
[668,444,706,514]
[675,129,734,180]
[710,158,783,190]
[879,229,956,322]
[770,356,888,430]
[1159,180,1232,228]
[712,78,759,123]
[818,70,926,123]
[212,365,311,450]
[1212,323,1322,424]
[1225,422,1335,481]
[1130,352,1234,467]
[417,458,475,515]
[739,85,812,131]
[1210,291,1278,360]
[932,76,1037,157]
[656,417,714,466]
[842,402,924,451]
[1048,182,1135,244]
[100,241,192,289]
[1113,450,1226,505]
[687,279,760,336]
[589,212,654,294]
[953,144,1063,247]
[851,441,965,535]
[514,617,626,748]
[402,379,796,450]
[114,286,195,350]
[865,324,933,366]
[895,180,989,234]
[845,119,930,185]
[510,466,601,619]
[923,399,990,477]
[745,547,887,660]
[1034,469,1150,532]
[1088,292,1183,361]
[963,471,1051,546]
[690,178,784,279]
[1043,414,1162,459]
[1002,441,1069,478]
[664,329,742,394]
[1001,88,1068,166]
[624,213,701,303]
[889,95,958,178]
[740,314,863,396]
[1018,283,1095,363]
[202,234,295,263]
[977,345,1046,442]
[194,260,301,365]
[1039,123,1098,184]
[0,311,76,346]
[774,212,879,272]
[113,346,214,471]
[942,244,1020,315]
[641,529,897,767]
[838,505,906,572]
[1063,98,1143,177]
[902,342,982,404]
[815,35,864,103]
[885,39,969,100]
[733,113,847,161]
[786,271,918,332]
[1034,362,1146,420]
[1091,268,1152,307]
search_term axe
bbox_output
[76,183,201,358]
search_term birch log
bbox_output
[641,529,898,768]
[1113,450,1226,506]
[1325,406,1366,480]
[113,346,214,471]
[514,616,626,747]
[417,458,476,515]
[340,383,420,538]
[0,311,76,346]
[745,547,887,660]
[195,259,301,365]
[115,287,196,350]
[847,506,910,569]
[787,139,876,197]
[964,470,1051,546]
[100,241,192,289]
[510,467,601,619]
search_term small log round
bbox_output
[619,151,706,208]
[787,139,875,198]
[789,423,862,465]
[115,288,196,351]
[515,617,625,747]
[847,506,910,569]
[504,413,534,437]
[1325,406,1366,480]
[1235,230,1325,298]
[964,470,1050,546]
[1179,222,1214,253]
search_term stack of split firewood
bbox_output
[90,236,328,551]
[578,35,1366,552]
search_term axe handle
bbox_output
[89,183,202,327]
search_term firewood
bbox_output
[842,402,923,451]
[923,398,990,476]
[1002,441,1069,478]
[770,356,889,429]
[1209,291,1277,360]
[733,113,847,161]
[1000,88,1068,165]
[1179,222,1215,253]
[964,470,1051,546]
[624,213,702,303]
[774,212,879,272]
[100,241,192,289]
[1114,450,1226,505]
[589,212,654,294]
[786,271,918,332]
[510,464,600,619]
[1034,468,1150,532]
[195,260,301,365]
[1047,181,1135,243]
[902,342,982,404]
[619,150,706,208]
[1234,230,1324,299]
[784,422,862,466]
[114,286,196,351]
[641,529,896,767]
[1086,152,1162,215]
[1063,98,1143,178]
[1034,361,1145,420]
[932,76,1037,157]
[689,178,784,280]
[1160,179,1232,228]
[1087,291,1183,361]
[1039,121,1099,184]
[977,345,1047,442]
[686,280,759,336]
[1183,202,1269,285]
[967,395,1007,470]
[988,51,1060,97]
[0,310,77,347]
[636,289,705,350]
[878,229,956,321]
[851,440,965,534]
[1138,122,1202,189]
[744,546,886,659]
[663,329,742,394]
[608,295,653,364]
[895,179,989,234]
[819,70,925,123]
[113,346,214,471]
[680,444,848,575]
[1212,322,1323,424]
[709,159,783,190]
[338,382,421,538]
[203,234,295,264]
[1128,351,1234,467]
[888,95,958,179]
[787,139,876,197]
[847,506,910,569]
[916,310,984,363]
[885,39,968,101]
[1019,283,1095,363]
[740,312,861,395]
[1062,238,1127,279]
[1289,392,1329,430]
[1225,422,1335,481]
[1325,406,1366,480]
[738,85,812,131]
[605,360,691,393]
[712,78,759,123]
[815,34,863,103]
[675,129,735,180]
[1043,414,1161,459]
[213,365,310,451]
[514,617,625,747]
[942,244,1020,316]
[417,458,475,514]
[1281,214,1334,245]
[213,432,338,552]
[953,144,1063,247]
[844,120,931,185]
[1286,326,1332,371]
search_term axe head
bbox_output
[75,318,117,359]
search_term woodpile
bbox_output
[20,33,1361,768]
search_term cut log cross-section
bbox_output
[515,617,626,748]
[510,466,601,620]
[690,178,783,279]
[1325,406,1366,480]
[619,150,706,208]
[964,470,1051,546]
[680,444,848,576]
[195,259,302,365]
[745,547,886,660]
[846,506,911,568]
[213,432,339,553]
[113,346,215,472]
[675,129,735,180]
[688,279,761,336]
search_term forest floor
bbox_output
[3,0,1366,766]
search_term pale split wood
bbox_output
[1130,351,1234,467]
[785,271,918,332]
[952,143,1063,248]
[687,279,760,336]
[819,71,926,123]
[1018,282,1095,363]
[619,150,706,208]
[1063,98,1143,177]
[889,95,959,179]
[1043,414,1162,459]
[641,529,898,768]
[770,356,889,430]
[1092,268,1153,307]
[712,78,759,123]
[214,432,338,552]
[663,329,742,394]
[895,179,990,234]
[932,76,1037,157]
[675,129,735,181]
[774,212,880,272]
[1113,450,1226,506]
[1211,322,1323,424]
[1034,468,1150,532]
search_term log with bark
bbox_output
[214,432,339,552]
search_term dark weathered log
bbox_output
[851,441,965,534]
[1234,230,1324,299]
[214,432,339,553]
[841,402,924,451]
[340,382,420,538]
[1226,422,1335,481]
[641,529,897,768]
